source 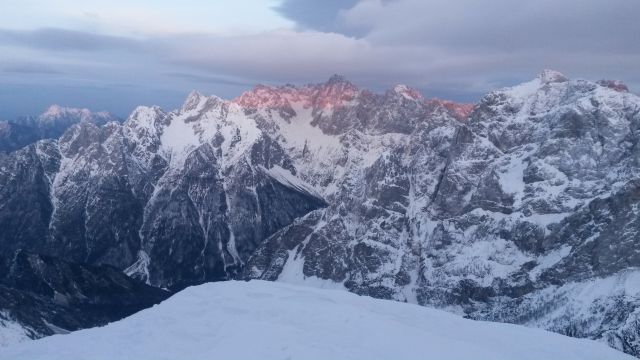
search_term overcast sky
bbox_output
[1,0,638,119]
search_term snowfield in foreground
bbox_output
[0,281,632,360]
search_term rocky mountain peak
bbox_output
[426,99,475,121]
[320,74,358,91]
[234,84,294,110]
[597,79,629,92]
[124,105,169,147]
[392,84,423,101]
[538,69,569,84]
[39,105,115,124]
[127,106,167,123]
[0,105,119,152]
[325,74,350,85]
[181,90,207,112]
[234,75,360,112]
[312,75,359,109]
[41,105,89,121]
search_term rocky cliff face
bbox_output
[0,250,169,344]
[0,94,327,291]
[1,72,640,356]
[241,71,640,356]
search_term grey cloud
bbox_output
[155,1,640,97]
[163,28,639,100]
[164,72,255,87]
[0,27,141,52]
[273,0,359,32]
[341,0,640,54]
[2,61,62,74]
[164,31,377,83]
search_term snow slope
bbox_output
[0,281,631,360]
[0,314,31,347]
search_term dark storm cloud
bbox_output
[0,28,140,52]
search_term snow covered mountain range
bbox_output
[0,105,118,152]
[1,71,639,356]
